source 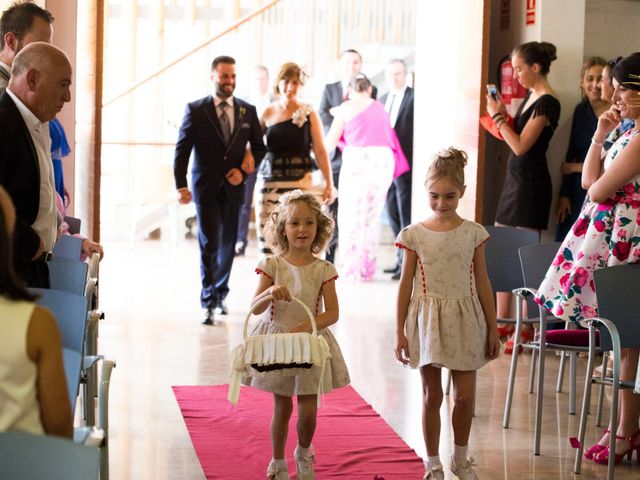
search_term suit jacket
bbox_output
[380,86,414,166]
[318,81,378,172]
[0,64,9,94]
[0,91,43,261]
[173,95,266,205]
[318,81,378,132]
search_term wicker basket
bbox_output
[228,295,331,404]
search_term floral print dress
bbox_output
[535,129,640,324]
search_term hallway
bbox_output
[99,237,638,479]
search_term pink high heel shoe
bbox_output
[584,428,609,460]
[592,429,640,465]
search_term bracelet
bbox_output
[491,113,503,121]
[496,119,506,129]
[591,137,604,147]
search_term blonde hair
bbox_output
[425,147,468,190]
[264,190,334,255]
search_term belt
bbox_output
[37,251,54,263]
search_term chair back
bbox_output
[484,226,539,292]
[29,288,88,354]
[594,264,640,350]
[0,431,99,479]
[49,257,89,296]
[62,348,83,411]
[53,235,83,260]
[64,215,82,235]
[518,242,562,318]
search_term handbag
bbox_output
[228,295,332,405]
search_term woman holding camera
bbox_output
[486,41,561,352]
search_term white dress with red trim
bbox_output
[396,220,490,370]
[242,256,350,396]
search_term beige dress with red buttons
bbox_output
[396,220,491,371]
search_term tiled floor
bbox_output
[98,236,639,479]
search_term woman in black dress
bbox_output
[487,41,561,233]
[255,63,335,256]
[486,42,561,352]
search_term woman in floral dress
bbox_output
[255,62,335,256]
[324,74,409,282]
[536,52,640,467]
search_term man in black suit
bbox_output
[380,59,414,279]
[0,42,72,288]
[0,2,54,94]
[174,55,266,325]
[318,49,377,262]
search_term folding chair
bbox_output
[48,256,89,297]
[504,242,607,456]
[0,431,99,480]
[53,235,83,260]
[574,264,640,480]
[64,215,82,235]
[29,288,115,480]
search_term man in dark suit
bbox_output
[0,2,54,93]
[0,42,72,288]
[174,55,266,325]
[380,59,414,279]
[318,49,377,262]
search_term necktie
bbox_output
[219,102,231,144]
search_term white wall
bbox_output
[413,0,486,222]
[584,0,640,59]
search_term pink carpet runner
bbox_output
[172,384,423,479]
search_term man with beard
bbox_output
[174,56,266,325]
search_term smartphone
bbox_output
[487,84,498,100]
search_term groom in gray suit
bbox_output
[174,56,266,325]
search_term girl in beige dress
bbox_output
[246,190,349,480]
[394,148,501,480]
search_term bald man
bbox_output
[0,42,72,287]
[0,2,54,93]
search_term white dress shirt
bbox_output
[385,85,407,128]
[6,89,57,251]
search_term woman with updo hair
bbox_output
[324,73,409,282]
[487,41,561,232]
[255,62,335,256]
[486,41,561,352]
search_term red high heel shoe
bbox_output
[497,324,515,337]
[584,428,609,460]
[504,327,534,355]
[592,429,640,465]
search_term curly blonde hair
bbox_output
[425,147,468,190]
[263,190,334,255]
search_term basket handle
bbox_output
[243,295,317,340]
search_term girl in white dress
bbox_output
[246,190,350,480]
[394,148,501,480]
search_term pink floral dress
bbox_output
[535,129,640,324]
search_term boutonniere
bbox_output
[239,107,246,120]
[291,104,313,128]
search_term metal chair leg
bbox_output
[534,335,545,455]
[529,348,537,393]
[503,300,524,429]
[556,350,566,393]
[574,328,596,474]
[569,352,577,415]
